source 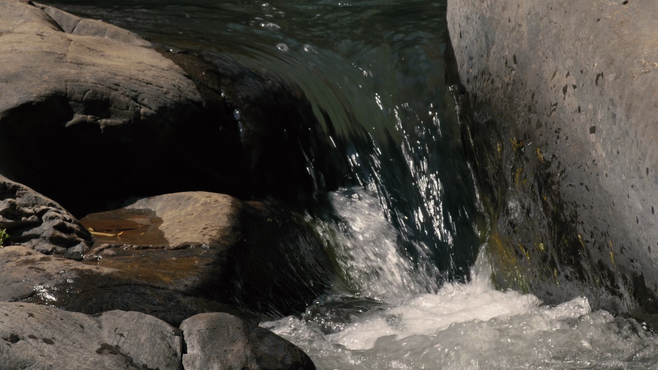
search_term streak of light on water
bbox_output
[263,189,658,370]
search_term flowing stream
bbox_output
[41,0,658,368]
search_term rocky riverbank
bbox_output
[0,0,350,367]
[448,0,658,325]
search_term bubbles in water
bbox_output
[264,240,658,370]
[233,109,241,120]
[374,93,383,111]
[276,43,289,51]
[314,188,439,299]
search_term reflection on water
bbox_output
[36,0,658,368]
[42,0,481,283]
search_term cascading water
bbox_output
[39,0,658,368]
[266,259,658,369]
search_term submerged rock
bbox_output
[448,0,658,323]
[0,175,91,258]
[0,302,182,370]
[181,312,316,370]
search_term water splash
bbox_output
[314,188,440,299]
[263,243,658,370]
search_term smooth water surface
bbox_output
[38,1,658,368]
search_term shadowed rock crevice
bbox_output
[0,175,92,257]
[1,0,351,216]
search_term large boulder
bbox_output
[448,0,658,322]
[14,192,337,323]
[0,0,349,211]
[181,312,316,370]
[0,174,91,257]
[0,0,244,206]
[0,302,182,370]
[0,303,317,370]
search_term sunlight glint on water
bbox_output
[35,1,658,368]
[314,189,440,299]
[264,190,658,370]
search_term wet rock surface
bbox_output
[1,243,238,326]
[181,312,316,370]
[0,175,91,258]
[0,302,182,370]
[0,245,114,302]
[0,1,338,367]
[6,191,335,325]
[448,0,658,322]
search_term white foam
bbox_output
[263,253,658,369]
[316,188,439,299]
[262,190,658,369]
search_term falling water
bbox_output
[265,198,658,369]
[39,0,658,368]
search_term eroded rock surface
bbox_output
[7,192,336,323]
[0,302,182,370]
[0,175,91,257]
[181,312,315,370]
[125,191,243,249]
[0,245,114,302]
[448,0,658,321]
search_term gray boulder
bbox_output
[0,0,244,208]
[0,0,348,210]
[448,0,658,322]
[0,174,91,257]
[0,302,182,370]
[14,192,336,323]
[181,312,315,370]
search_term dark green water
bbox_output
[42,0,482,282]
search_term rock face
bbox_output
[181,313,316,370]
[0,174,92,257]
[80,191,243,249]
[7,192,337,324]
[448,0,658,321]
[0,302,182,370]
[126,192,243,249]
[0,0,349,211]
[0,0,245,208]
